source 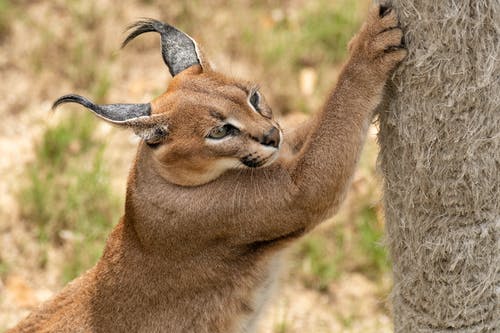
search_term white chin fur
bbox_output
[262,150,279,167]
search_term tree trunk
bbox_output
[377,0,499,332]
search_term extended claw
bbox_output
[379,5,393,18]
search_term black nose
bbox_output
[261,126,280,148]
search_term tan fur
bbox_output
[9,6,406,333]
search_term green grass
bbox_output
[27,2,114,95]
[0,257,8,280]
[235,0,364,116]
[297,233,344,291]
[274,321,289,333]
[62,37,114,94]
[20,112,119,283]
[273,300,290,333]
[300,1,360,64]
[0,0,16,40]
[294,203,389,291]
[357,206,390,276]
[261,0,360,67]
[20,4,117,281]
[292,138,390,290]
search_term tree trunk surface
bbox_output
[377,0,499,332]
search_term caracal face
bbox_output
[148,65,283,186]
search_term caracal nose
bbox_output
[261,126,280,148]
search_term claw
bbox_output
[379,5,393,17]
[384,45,404,53]
[379,26,401,34]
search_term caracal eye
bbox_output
[249,91,260,110]
[207,124,240,139]
[208,126,229,139]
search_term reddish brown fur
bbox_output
[9,6,406,333]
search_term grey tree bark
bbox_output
[377,1,499,332]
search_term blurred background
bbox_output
[0,0,393,332]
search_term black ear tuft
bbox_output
[52,94,94,111]
[122,18,201,77]
[52,94,152,124]
[121,19,158,49]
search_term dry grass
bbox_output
[0,1,392,332]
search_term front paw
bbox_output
[348,4,407,76]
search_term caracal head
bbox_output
[52,19,282,186]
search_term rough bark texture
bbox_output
[377,0,499,332]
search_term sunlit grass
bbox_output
[357,206,389,277]
[27,2,114,95]
[273,300,291,333]
[20,112,119,283]
[291,137,389,290]
[261,0,361,66]
[297,233,343,291]
[0,0,15,40]
[237,0,365,115]
[0,257,8,279]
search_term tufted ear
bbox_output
[52,94,168,144]
[122,19,206,77]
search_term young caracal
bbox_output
[10,5,406,333]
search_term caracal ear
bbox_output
[51,19,204,144]
[52,94,168,144]
[122,19,210,76]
